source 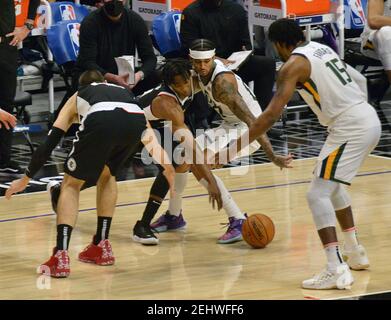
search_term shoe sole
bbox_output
[349,264,370,271]
[133,235,159,245]
[38,270,69,278]
[151,225,187,233]
[51,272,70,278]
[302,284,352,290]
[217,235,243,244]
[342,255,370,270]
[78,257,115,266]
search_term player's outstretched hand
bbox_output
[5,176,30,199]
[272,153,294,170]
[208,179,223,211]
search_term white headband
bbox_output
[189,49,216,60]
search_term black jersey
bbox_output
[77,82,143,121]
[137,84,194,129]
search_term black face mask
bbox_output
[104,0,124,17]
[200,0,222,10]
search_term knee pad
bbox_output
[374,26,391,70]
[330,184,351,211]
[306,177,338,230]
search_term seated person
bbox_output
[72,0,160,96]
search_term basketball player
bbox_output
[216,19,381,289]
[133,58,224,244]
[5,70,178,278]
[361,0,391,83]
[44,60,224,246]
[149,39,293,244]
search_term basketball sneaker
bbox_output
[47,181,61,213]
[342,244,370,271]
[150,211,186,232]
[133,220,159,245]
[217,216,246,244]
[302,263,354,290]
[38,248,70,278]
[78,237,115,265]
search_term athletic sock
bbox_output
[324,242,344,271]
[140,171,169,225]
[94,216,112,245]
[56,224,73,250]
[199,175,245,219]
[342,227,359,250]
[168,172,188,216]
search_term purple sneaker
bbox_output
[150,211,187,232]
[217,216,246,244]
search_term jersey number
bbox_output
[325,58,352,86]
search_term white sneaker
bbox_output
[343,244,370,270]
[302,263,354,290]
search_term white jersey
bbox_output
[362,0,391,40]
[292,41,368,126]
[197,60,262,124]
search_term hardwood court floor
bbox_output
[0,155,390,300]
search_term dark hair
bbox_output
[189,38,216,51]
[268,18,305,47]
[162,58,192,85]
[79,70,105,86]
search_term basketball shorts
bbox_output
[64,108,147,184]
[195,121,261,162]
[314,102,381,185]
[361,26,391,70]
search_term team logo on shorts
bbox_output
[67,158,77,172]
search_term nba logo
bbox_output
[349,0,366,28]
[67,23,80,57]
[172,13,181,40]
[60,4,76,21]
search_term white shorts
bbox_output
[195,121,261,161]
[361,26,391,70]
[314,102,381,185]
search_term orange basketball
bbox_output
[242,214,275,248]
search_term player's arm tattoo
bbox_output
[212,75,276,160]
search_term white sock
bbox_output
[199,175,245,219]
[342,227,359,250]
[168,172,188,216]
[324,242,344,271]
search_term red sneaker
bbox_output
[78,238,115,266]
[38,248,70,278]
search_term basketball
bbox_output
[242,214,275,248]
